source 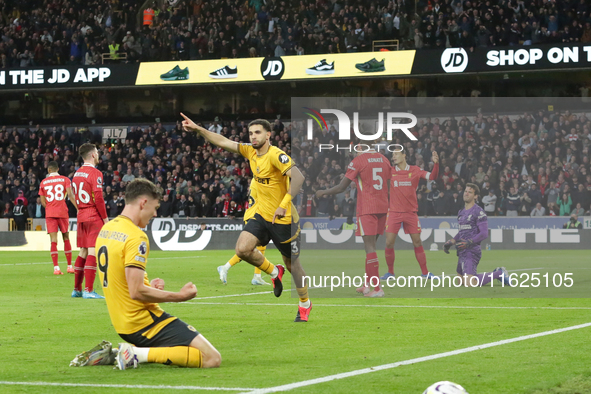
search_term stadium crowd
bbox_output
[2,0,591,68]
[1,106,591,223]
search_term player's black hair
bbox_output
[466,183,480,196]
[78,143,97,160]
[125,179,162,204]
[248,119,272,132]
[48,161,59,171]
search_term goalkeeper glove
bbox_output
[443,240,454,254]
[456,239,474,251]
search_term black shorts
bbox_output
[243,213,301,259]
[119,312,199,348]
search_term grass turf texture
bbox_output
[0,249,589,394]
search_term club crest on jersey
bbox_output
[279,154,289,164]
[468,214,472,221]
[138,241,147,255]
[256,166,260,173]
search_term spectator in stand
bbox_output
[558,193,573,216]
[29,197,45,219]
[482,189,497,216]
[122,168,136,183]
[157,194,173,218]
[531,203,546,217]
[504,186,521,217]
[433,191,447,216]
[571,203,585,217]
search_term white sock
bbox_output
[299,300,311,308]
[253,273,262,278]
[133,346,150,363]
[54,266,60,271]
[270,266,278,279]
[223,262,232,270]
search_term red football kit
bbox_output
[72,163,108,248]
[39,173,71,234]
[345,152,391,236]
[387,163,439,234]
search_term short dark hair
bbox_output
[466,182,480,196]
[124,179,162,204]
[48,161,59,171]
[78,143,97,160]
[248,119,271,132]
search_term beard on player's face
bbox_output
[251,135,268,148]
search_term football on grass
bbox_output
[423,381,468,394]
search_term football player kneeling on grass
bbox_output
[443,183,511,288]
[70,179,221,369]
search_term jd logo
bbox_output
[441,48,469,73]
[261,57,284,80]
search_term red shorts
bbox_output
[386,211,422,234]
[356,214,387,237]
[46,217,69,234]
[77,219,104,248]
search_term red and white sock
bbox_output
[385,248,395,275]
[74,256,86,291]
[64,240,72,266]
[366,252,380,291]
[84,255,97,293]
[414,246,429,275]
[51,242,59,268]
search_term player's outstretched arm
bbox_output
[126,267,197,303]
[180,113,239,154]
[315,175,352,199]
[67,186,78,211]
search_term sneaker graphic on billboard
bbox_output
[355,58,385,72]
[209,65,238,79]
[306,59,335,75]
[160,65,189,81]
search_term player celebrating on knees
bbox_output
[72,143,109,299]
[40,161,78,275]
[385,149,439,280]
[444,183,511,287]
[316,147,390,297]
[181,113,311,322]
[91,179,221,369]
[218,181,270,286]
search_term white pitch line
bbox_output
[191,291,273,300]
[239,322,591,394]
[0,256,205,266]
[187,285,335,301]
[182,302,591,310]
[0,381,256,391]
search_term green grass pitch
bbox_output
[1,249,590,393]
